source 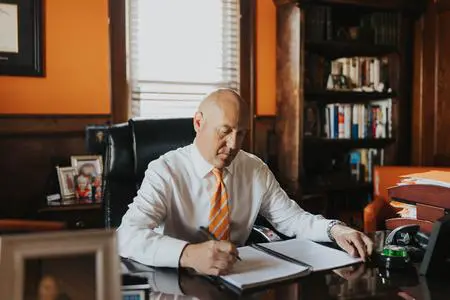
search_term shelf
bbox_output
[38,203,101,213]
[276,0,426,12]
[304,90,395,104]
[306,41,397,59]
[306,182,373,193]
[304,138,395,149]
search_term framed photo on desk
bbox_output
[0,0,44,76]
[0,229,121,300]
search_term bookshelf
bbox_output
[272,0,425,229]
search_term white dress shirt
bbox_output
[117,142,333,268]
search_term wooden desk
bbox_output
[0,219,65,233]
[38,204,104,229]
[121,231,449,299]
[122,262,450,299]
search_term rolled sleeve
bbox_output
[153,236,189,268]
[258,164,333,242]
[117,160,189,268]
[148,268,184,296]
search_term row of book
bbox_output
[304,53,392,91]
[360,12,401,47]
[305,6,401,46]
[328,57,390,92]
[320,101,392,139]
[350,148,384,183]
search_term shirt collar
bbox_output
[191,139,234,178]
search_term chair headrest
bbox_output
[130,118,196,183]
[105,122,135,181]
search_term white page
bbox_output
[220,246,310,290]
[260,239,362,272]
[0,4,19,53]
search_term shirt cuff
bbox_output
[315,219,335,242]
[148,269,184,295]
[154,236,189,268]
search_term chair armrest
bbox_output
[363,196,400,234]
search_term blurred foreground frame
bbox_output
[0,229,121,300]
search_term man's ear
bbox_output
[193,111,203,132]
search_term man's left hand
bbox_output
[330,225,374,261]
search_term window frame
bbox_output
[108,0,256,152]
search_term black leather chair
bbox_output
[103,118,286,243]
[103,118,195,228]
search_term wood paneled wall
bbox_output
[413,0,450,166]
[0,115,110,218]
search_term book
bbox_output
[219,239,362,291]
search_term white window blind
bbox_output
[128,0,240,119]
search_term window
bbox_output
[128,0,240,119]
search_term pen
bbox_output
[199,226,242,261]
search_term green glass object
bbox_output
[382,245,408,257]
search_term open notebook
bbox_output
[219,239,362,291]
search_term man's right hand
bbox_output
[179,240,238,275]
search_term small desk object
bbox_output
[420,214,450,276]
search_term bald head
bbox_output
[198,88,249,122]
[193,88,249,169]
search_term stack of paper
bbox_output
[397,170,450,188]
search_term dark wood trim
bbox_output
[240,0,257,153]
[412,15,424,165]
[273,0,426,12]
[412,0,438,166]
[437,0,450,12]
[109,0,130,124]
[0,114,111,136]
[38,204,101,213]
[0,114,111,119]
[255,115,276,121]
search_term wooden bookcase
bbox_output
[272,0,426,228]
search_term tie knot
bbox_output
[212,168,223,181]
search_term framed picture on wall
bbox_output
[0,0,44,76]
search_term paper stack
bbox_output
[397,170,450,188]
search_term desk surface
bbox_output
[122,262,450,300]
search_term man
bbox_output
[118,88,373,276]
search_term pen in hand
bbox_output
[199,226,242,261]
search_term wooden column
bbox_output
[109,0,130,124]
[240,0,257,153]
[412,0,450,166]
[273,1,303,198]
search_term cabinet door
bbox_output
[413,1,450,166]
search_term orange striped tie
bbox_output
[208,168,230,240]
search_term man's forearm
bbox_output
[117,216,188,267]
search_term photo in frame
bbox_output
[71,155,103,203]
[85,124,109,156]
[0,0,44,76]
[0,229,121,300]
[304,102,321,137]
[56,166,77,199]
[122,289,147,300]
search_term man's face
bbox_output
[196,100,249,169]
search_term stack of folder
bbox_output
[387,171,450,234]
